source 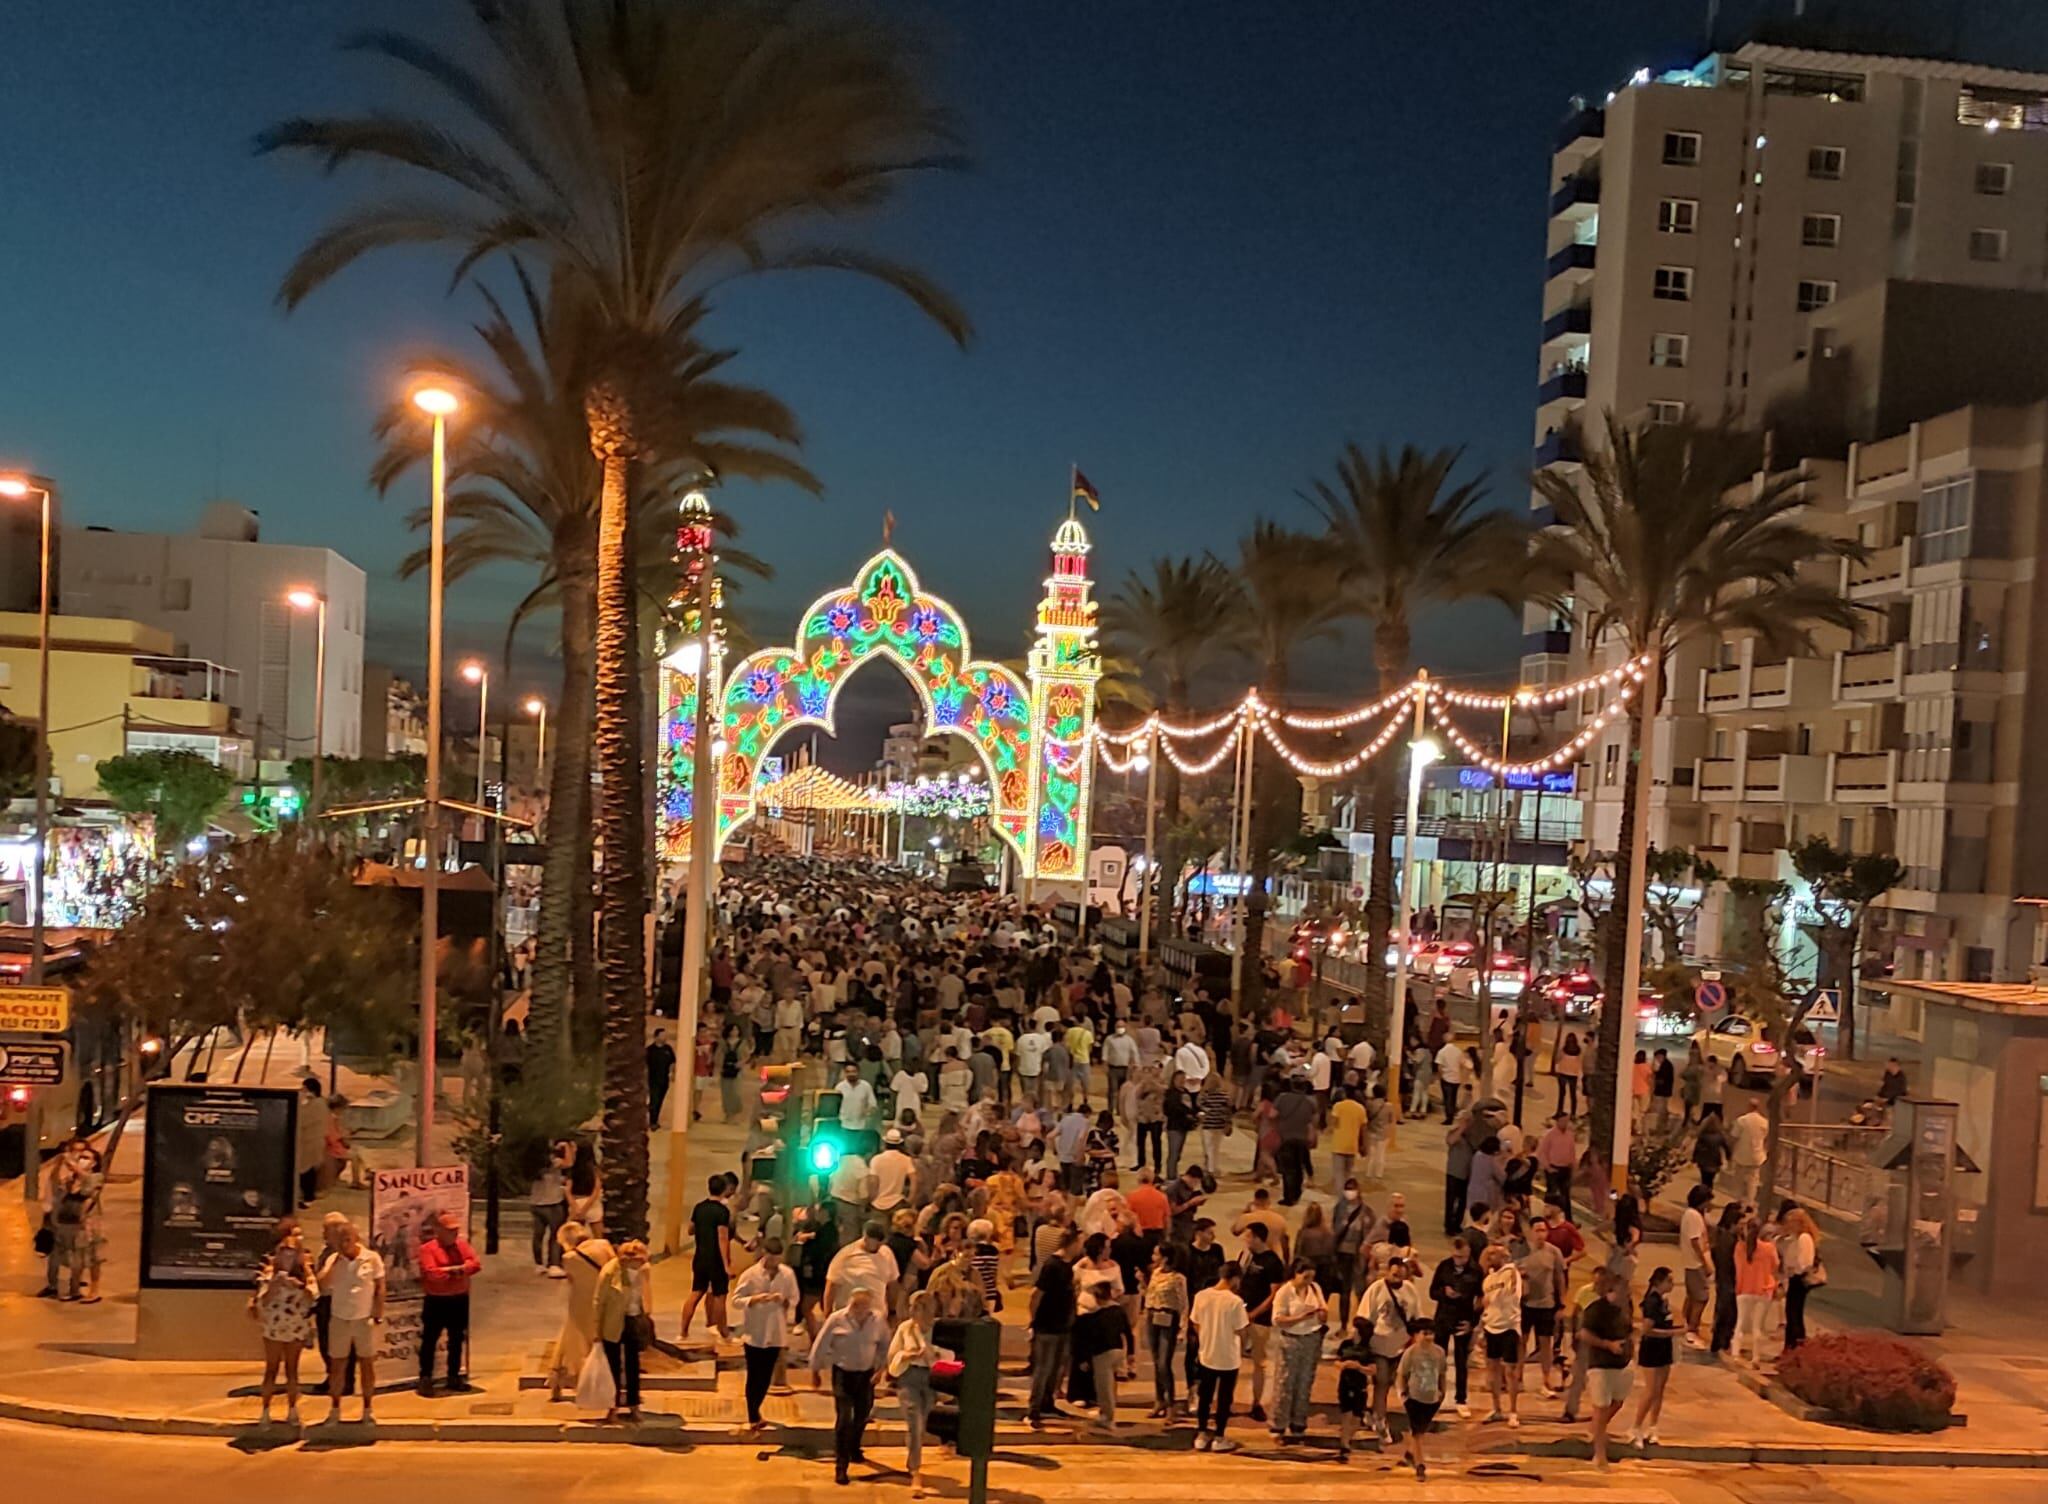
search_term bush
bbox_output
[1776,1332,1957,1431]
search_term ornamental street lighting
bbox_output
[412,380,459,1166]
[1387,698,1442,1117]
[284,587,329,817]
[0,472,53,1199]
[523,696,547,793]
[461,660,489,805]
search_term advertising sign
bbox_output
[369,1164,471,1365]
[139,1083,297,1287]
[0,986,71,1033]
[0,1038,67,1086]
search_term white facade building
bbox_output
[60,501,367,761]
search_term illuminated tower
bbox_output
[1024,514,1102,888]
[657,490,722,865]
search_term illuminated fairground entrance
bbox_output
[659,516,1103,892]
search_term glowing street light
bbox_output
[413,379,459,1167]
[1387,732,1442,1104]
[0,474,53,999]
[411,384,460,417]
[283,587,329,816]
[523,696,547,791]
[461,660,489,806]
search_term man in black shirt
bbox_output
[1272,1077,1316,1206]
[679,1174,734,1340]
[1428,1235,1484,1416]
[1028,1228,1080,1425]
[1238,1224,1286,1423]
[646,1029,677,1127]
[1582,1266,1635,1466]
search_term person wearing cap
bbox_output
[416,1209,480,1397]
[868,1129,916,1220]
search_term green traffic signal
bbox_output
[808,1135,841,1173]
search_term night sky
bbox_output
[4,1,2041,763]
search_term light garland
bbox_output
[1253,705,1410,777]
[1158,721,1244,776]
[1276,681,1416,730]
[1431,655,1650,709]
[887,773,992,819]
[1425,680,1637,774]
[1097,739,1150,775]
[757,765,892,812]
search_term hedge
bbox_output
[1776,1332,1957,1431]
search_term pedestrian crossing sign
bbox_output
[1804,988,1841,1023]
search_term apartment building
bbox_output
[1528,41,2048,690]
[1620,400,2048,984]
[60,500,367,762]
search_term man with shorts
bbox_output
[679,1174,735,1340]
[1518,1212,1567,1396]
[317,1218,385,1424]
[1678,1183,1712,1347]
[1359,1254,1423,1444]
[1581,1266,1636,1468]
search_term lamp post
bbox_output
[1610,649,1662,1192]
[524,696,547,798]
[1136,727,1158,972]
[412,382,459,1168]
[461,661,489,807]
[1387,678,1440,1118]
[0,473,52,1198]
[284,588,328,818]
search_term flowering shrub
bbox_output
[1777,1332,1956,1431]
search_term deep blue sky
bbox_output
[5,0,2040,744]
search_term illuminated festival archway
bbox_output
[659,520,1102,884]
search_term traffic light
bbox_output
[807,1132,843,1174]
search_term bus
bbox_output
[0,927,125,1167]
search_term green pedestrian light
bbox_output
[809,1136,841,1173]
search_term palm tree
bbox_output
[1306,445,1530,1039]
[373,267,807,1064]
[1102,557,1247,940]
[1227,522,1346,1015]
[1530,413,1863,1167]
[263,0,969,1236]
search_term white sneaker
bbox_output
[1193,1433,1212,1451]
[1507,1413,1521,1429]
[1456,1403,1471,1419]
[1210,1436,1239,1453]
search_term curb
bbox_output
[3,1393,2043,1465]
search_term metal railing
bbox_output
[1772,1122,1889,1222]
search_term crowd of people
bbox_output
[516,852,1831,1475]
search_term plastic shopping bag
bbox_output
[574,1345,616,1412]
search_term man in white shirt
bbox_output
[1173,1034,1211,1087]
[731,1238,801,1428]
[889,1064,928,1124]
[1079,1171,1129,1240]
[868,1130,916,1216]
[828,1151,872,1241]
[1347,1035,1377,1083]
[1015,1022,1052,1100]
[1102,1022,1138,1105]
[834,1064,878,1133]
[1677,1182,1713,1347]
[1188,1263,1250,1451]
[1360,1257,1424,1442]
[1435,1039,1469,1122]
[1728,1097,1770,1206]
[824,1221,901,1313]
[319,1219,386,1423]
[772,994,805,1061]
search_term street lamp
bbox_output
[284,587,328,818]
[1387,733,1442,1115]
[0,477,52,990]
[461,660,489,805]
[412,381,459,1167]
[523,696,547,791]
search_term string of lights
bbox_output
[1157,721,1245,776]
[1252,704,1411,777]
[1429,655,1650,710]
[1423,679,1638,775]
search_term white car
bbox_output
[1698,1013,1826,1087]
[1450,953,1529,1000]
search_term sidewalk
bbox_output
[2,1038,2042,1464]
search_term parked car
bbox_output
[1536,969,1602,1020]
[1450,953,1530,999]
[1697,1012,1825,1087]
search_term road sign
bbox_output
[1695,978,1728,1015]
[1805,987,1841,1024]
[0,1038,67,1086]
[0,986,70,1034]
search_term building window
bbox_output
[1603,744,1621,786]
[1797,279,1837,312]
[1915,475,1975,565]
[1647,400,1687,426]
[1657,197,1698,235]
[1807,145,1846,180]
[1801,213,1841,248]
[1663,131,1702,167]
[1650,332,1689,369]
[1970,227,2009,262]
[1652,265,1693,301]
[1976,161,2013,196]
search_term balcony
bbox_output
[1697,758,1739,800]
[1549,172,1601,219]
[1542,303,1592,344]
[1742,753,1828,803]
[1534,429,1583,469]
[1538,367,1588,405]
[1547,242,1598,281]
[1749,661,1789,704]
[1836,644,1905,702]
[1829,750,1899,804]
[1520,628,1571,656]
[1556,104,1605,154]
[1845,543,1906,598]
[1736,849,1782,882]
[1700,666,1744,710]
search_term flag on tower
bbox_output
[1071,468,1101,512]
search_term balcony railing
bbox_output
[1556,104,1606,151]
[1547,242,1598,279]
[1549,172,1601,217]
[1697,758,1738,795]
[1521,628,1571,656]
[1837,644,1904,699]
[1533,430,1583,468]
[1701,666,1744,707]
[1541,304,1592,343]
[1846,542,1905,592]
[1538,367,1588,405]
[1829,750,1898,802]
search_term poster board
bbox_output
[369,1164,471,1365]
[139,1082,297,1288]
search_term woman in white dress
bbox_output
[551,1220,616,1401]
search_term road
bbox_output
[8,1420,2044,1504]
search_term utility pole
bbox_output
[1136,723,1159,971]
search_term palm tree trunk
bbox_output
[1360,624,1409,1033]
[588,392,652,1241]
[529,534,595,1062]
[1591,690,1648,1170]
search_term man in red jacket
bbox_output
[417,1210,481,1396]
